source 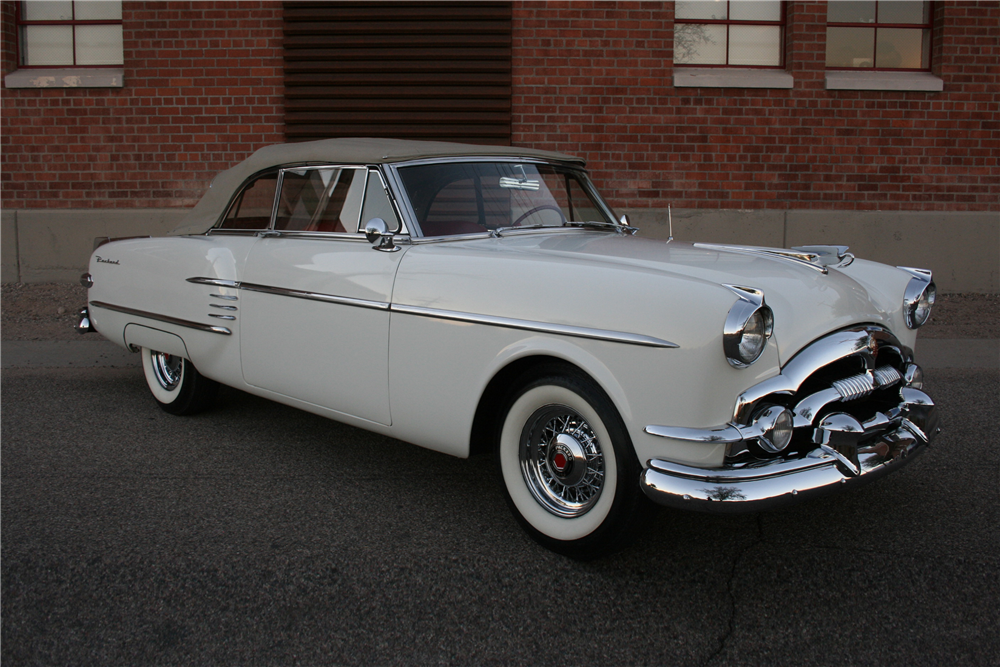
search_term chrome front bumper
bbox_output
[640,394,940,513]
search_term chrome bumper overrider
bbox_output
[641,325,941,513]
[641,389,940,513]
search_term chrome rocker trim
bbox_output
[640,399,939,513]
[89,301,232,335]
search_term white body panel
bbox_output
[240,237,404,425]
[86,228,925,471]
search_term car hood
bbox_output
[398,231,899,365]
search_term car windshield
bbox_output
[396,162,615,237]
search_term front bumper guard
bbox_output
[640,389,940,513]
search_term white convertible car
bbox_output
[78,138,940,558]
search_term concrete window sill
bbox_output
[4,68,124,89]
[825,71,943,92]
[673,68,794,89]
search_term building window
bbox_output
[674,1,784,68]
[16,0,123,67]
[826,1,931,70]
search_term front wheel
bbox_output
[496,368,653,559]
[141,347,219,415]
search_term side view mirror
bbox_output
[364,218,400,252]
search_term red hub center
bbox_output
[553,452,568,472]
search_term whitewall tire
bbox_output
[496,366,653,559]
[141,347,219,415]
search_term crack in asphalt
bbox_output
[703,514,764,667]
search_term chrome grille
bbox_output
[872,365,902,388]
[832,373,875,401]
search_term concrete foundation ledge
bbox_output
[2,208,188,284]
[623,208,999,294]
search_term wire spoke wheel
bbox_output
[150,352,183,391]
[496,366,654,559]
[520,406,605,517]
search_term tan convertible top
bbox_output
[169,137,586,236]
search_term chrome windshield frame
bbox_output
[382,157,621,240]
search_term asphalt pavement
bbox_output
[2,340,998,665]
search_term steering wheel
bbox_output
[512,205,567,227]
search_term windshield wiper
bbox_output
[563,221,637,235]
[490,221,637,238]
[489,223,550,237]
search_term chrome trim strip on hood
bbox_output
[694,243,829,274]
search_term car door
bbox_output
[240,166,406,425]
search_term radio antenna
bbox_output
[667,205,674,243]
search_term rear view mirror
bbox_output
[364,218,400,252]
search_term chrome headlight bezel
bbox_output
[723,285,774,368]
[899,267,935,329]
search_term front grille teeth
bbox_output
[833,373,875,401]
[872,365,902,388]
[832,365,903,402]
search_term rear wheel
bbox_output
[141,347,219,415]
[496,367,653,559]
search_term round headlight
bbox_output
[740,310,768,361]
[723,287,774,368]
[910,282,935,328]
[901,269,935,329]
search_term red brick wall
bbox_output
[1,1,283,210]
[3,1,996,214]
[512,1,999,212]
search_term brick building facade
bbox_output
[1,1,284,210]
[512,1,998,212]
[2,1,997,289]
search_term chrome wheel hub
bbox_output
[520,405,605,517]
[151,352,182,391]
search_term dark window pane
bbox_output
[221,174,278,230]
[878,1,929,25]
[398,163,610,237]
[828,1,876,23]
[876,28,927,69]
[826,26,875,68]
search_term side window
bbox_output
[826,1,931,70]
[274,167,366,233]
[360,170,401,233]
[220,173,278,230]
